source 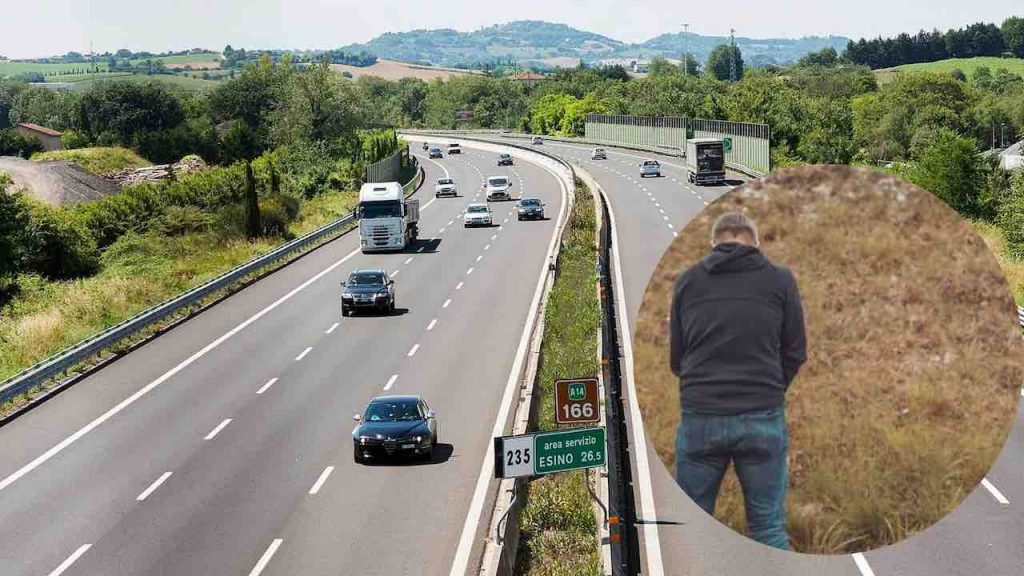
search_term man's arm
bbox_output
[670,277,686,378]
[780,269,807,387]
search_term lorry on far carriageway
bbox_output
[686,138,726,186]
[356,182,420,253]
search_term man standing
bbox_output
[669,212,806,550]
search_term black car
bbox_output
[352,395,438,463]
[517,197,546,221]
[497,153,514,166]
[428,147,443,159]
[341,269,396,316]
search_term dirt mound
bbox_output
[0,157,121,206]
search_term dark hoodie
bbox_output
[669,243,807,415]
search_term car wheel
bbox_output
[354,445,364,464]
[342,308,349,317]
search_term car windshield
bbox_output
[645,160,658,166]
[488,178,508,187]
[520,199,540,207]
[500,154,510,159]
[437,179,453,185]
[594,149,603,153]
[467,205,488,213]
[365,401,421,422]
[349,272,384,286]
[430,148,441,153]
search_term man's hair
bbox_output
[711,212,759,245]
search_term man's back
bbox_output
[670,242,806,415]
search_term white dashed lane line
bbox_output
[476,255,483,262]
[295,347,313,362]
[456,282,464,290]
[257,378,278,395]
[248,539,284,576]
[466,268,474,276]
[47,544,92,576]
[407,344,420,357]
[204,418,232,441]
[325,322,339,334]
[404,257,414,265]
[852,553,876,576]
[308,466,334,495]
[484,244,490,251]
[136,471,172,502]
[427,318,438,331]
[982,477,1010,505]
[443,299,452,308]
[391,269,401,278]
[383,374,398,391]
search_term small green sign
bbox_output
[568,382,586,401]
[534,427,606,475]
[723,137,733,152]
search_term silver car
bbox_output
[464,203,493,227]
[591,148,607,160]
[639,159,661,178]
[435,178,457,197]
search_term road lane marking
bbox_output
[439,228,446,234]
[391,269,401,278]
[404,257,414,265]
[48,544,92,576]
[476,255,483,262]
[484,244,490,250]
[427,319,438,331]
[447,220,454,226]
[326,322,339,334]
[384,374,398,391]
[662,215,669,221]
[248,539,284,576]
[257,378,278,395]
[491,234,497,240]
[204,418,232,440]
[456,281,464,290]
[0,240,366,493]
[408,344,420,357]
[137,471,173,501]
[982,477,1010,505]
[443,298,452,308]
[308,466,334,495]
[852,553,876,576]
[295,346,313,361]
[466,267,474,275]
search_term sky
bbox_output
[0,0,1021,59]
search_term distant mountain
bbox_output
[341,20,851,69]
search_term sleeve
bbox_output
[669,276,686,378]
[780,268,807,387]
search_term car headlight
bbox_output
[377,290,390,298]
[414,436,422,443]
[359,436,368,444]
[342,293,353,299]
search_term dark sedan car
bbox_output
[352,395,438,463]
[516,197,546,221]
[341,269,395,316]
[428,147,443,159]
[497,153,514,166]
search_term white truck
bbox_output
[686,138,726,186]
[356,182,420,252]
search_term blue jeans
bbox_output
[674,408,791,550]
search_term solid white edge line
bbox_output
[383,374,398,391]
[981,477,1010,505]
[308,466,335,495]
[852,552,876,576]
[48,544,92,576]
[136,471,173,501]
[295,346,313,361]
[248,538,284,576]
[408,344,420,357]
[326,322,339,334]
[0,243,364,493]
[256,378,278,395]
[448,144,570,576]
[204,418,232,440]
[602,185,665,575]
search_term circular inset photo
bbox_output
[634,165,1022,554]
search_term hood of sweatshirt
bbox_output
[700,242,768,274]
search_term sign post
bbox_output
[494,427,607,479]
[554,378,600,425]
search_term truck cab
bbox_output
[447,142,461,155]
[686,138,726,186]
[357,182,420,252]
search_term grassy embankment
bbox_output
[633,166,1023,554]
[32,147,151,174]
[0,155,400,411]
[875,56,1024,83]
[970,219,1024,304]
[516,178,603,576]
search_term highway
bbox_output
[474,135,1024,576]
[0,145,567,575]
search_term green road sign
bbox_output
[568,382,585,401]
[534,427,606,475]
[723,137,733,152]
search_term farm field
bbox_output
[331,58,483,81]
[0,61,109,76]
[68,73,223,91]
[876,56,1024,82]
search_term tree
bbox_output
[210,53,288,160]
[243,161,261,239]
[707,44,744,81]
[1004,17,1024,58]
[647,57,678,77]
[74,81,185,147]
[950,68,967,82]
[0,178,33,281]
[908,128,983,217]
[798,47,839,67]
[0,129,44,158]
[274,59,360,148]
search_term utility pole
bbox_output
[729,28,737,82]
[681,23,690,78]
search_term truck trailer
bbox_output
[356,182,420,252]
[686,138,726,186]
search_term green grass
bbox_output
[50,72,134,83]
[128,52,220,65]
[969,219,1024,304]
[0,61,110,76]
[876,56,1024,83]
[67,73,223,92]
[32,147,152,174]
[516,178,602,576]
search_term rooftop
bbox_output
[16,123,62,137]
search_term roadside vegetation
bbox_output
[517,178,602,576]
[31,147,151,174]
[633,167,1023,553]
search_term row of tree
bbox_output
[844,17,1024,69]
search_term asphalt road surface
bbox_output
[0,146,566,576]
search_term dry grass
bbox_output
[969,219,1024,305]
[32,147,152,175]
[330,59,483,81]
[633,165,1023,553]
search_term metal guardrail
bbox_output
[0,160,424,407]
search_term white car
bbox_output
[486,176,512,201]
[531,136,543,145]
[447,142,461,155]
[435,178,457,197]
[591,148,607,160]
[464,203,493,227]
[640,159,661,178]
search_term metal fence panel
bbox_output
[365,149,403,183]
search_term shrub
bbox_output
[59,130,91,150]
[0,129,44,159]
[0,180,34,279]
[23,203,100,280]
[259,195,296,239]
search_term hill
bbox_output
[876,56,1024,83]
[341,20,850,68]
